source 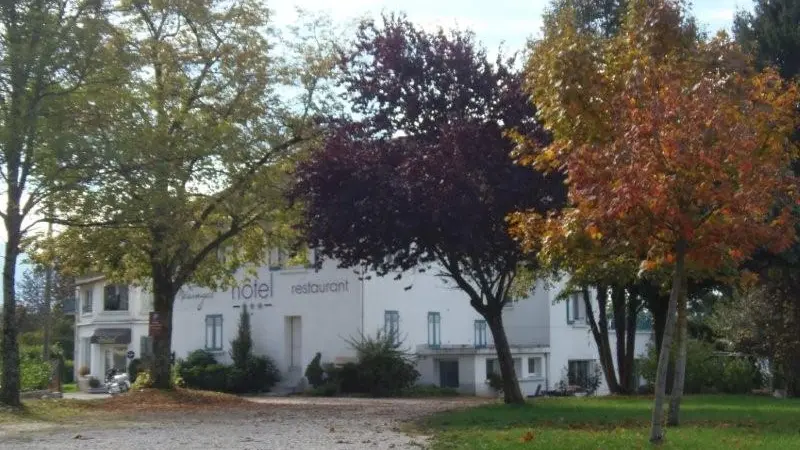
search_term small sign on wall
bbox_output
[149,312,164,337]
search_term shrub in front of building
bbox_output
[305,352,324,388]
[175,349,280,394]
[308,331,420,397]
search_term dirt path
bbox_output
[0,396,489,450]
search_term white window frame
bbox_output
[103,284,129,312]
[81,289,93,314]
[427,312,441,347]
[567,292,587,325]
[527,356,543,378]
[205,315,224,351]
[384,310,400,344]
[474,320,487,348]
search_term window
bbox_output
[140,336,153,358]
[105,347,128,372]
[568,360,594,385]
[566,292,587,324]
[103,284,129,311]
[474,320,487,348]
[205,315,223,351]
[81,289,93,314]
[384,310,400,344]
[427,312,441,347]
[527,357,542,377]
[486,359,498,378]
[80,338,91,370]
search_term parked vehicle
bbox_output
[105,368,130,395]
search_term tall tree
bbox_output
[734,0,800,80]
[519,0,798,442]
[0,0,113,406]
[49,2,337,388]
[293,14,566,405]
[510,208,652,394]
[734,0,800,396]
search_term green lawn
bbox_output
[418,395,800,449]
[61,383,78,393]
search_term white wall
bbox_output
[362,266,489,349]
[172,260,363,382]
[546,279,653,394]
[73,278,152,378]
[502,279,551,347]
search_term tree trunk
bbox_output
[486,311,525,405]
[650,292,668,362]
[150,275,175,390]
[612,285,628,393]
[667,285,688,427]
[584,285,621,393]
[649,241,686,444]
[624,287,639,393]
[42,220,54,361]
[1,230,22,407]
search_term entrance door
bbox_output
[439,360,460,388]
[104,346,128,375]
[285,316,302,374]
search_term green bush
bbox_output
[62,359,74,384]
[721,357,762,394]
[225,355,281,393]
[319,331,420,397]
[323,362,362,394]
[305,352,324,388]
[127,358,143,383]
[176,350,280,394]
[640,339,761,394]
[131,371,153,390]
[184,349,219,368]
[402,384,460,397]
[20,356,52,392]
[307,382,340,397]
[182,363,228,391]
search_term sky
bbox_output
[0,0,755,300]
[268,0,755,53]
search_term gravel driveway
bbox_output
[0,396,489,450]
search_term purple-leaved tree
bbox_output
[292,14,565,404]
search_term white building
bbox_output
[171,252,653,396]
[72,251,653,396]
[72,274,153,379]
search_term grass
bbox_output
[0,399,103,425]
[61,383,78,393]
[0,388,252,427]
[417,395,800,449]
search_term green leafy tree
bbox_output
[48,1,337,389]
[734,0,800,79]
[0,0,115,406]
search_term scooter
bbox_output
[105,368,131,395]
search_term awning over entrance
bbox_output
[90,328,132,345]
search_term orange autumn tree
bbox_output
[516,0,798,443]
